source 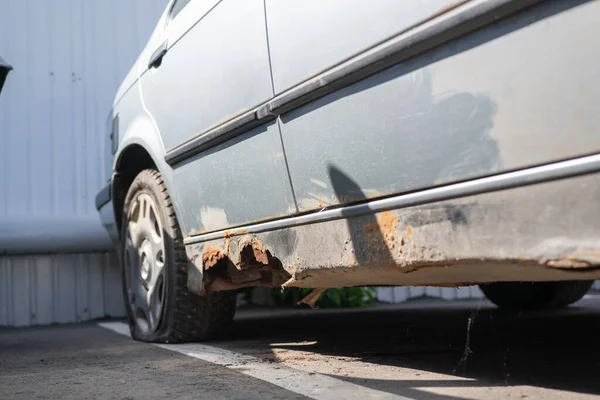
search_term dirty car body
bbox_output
[97,0,600,307]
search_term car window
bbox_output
[170,0,192,20]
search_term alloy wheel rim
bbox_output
[124,193,166,334]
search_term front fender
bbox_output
[115,114,172,184]
[109,101,184,239]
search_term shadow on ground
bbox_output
[225,297,600,399]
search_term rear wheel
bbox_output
[120,169,237,343]
[479,280,593,310]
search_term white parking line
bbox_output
[98,322,411,400]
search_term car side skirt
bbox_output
[183,156,600,293]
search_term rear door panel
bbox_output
[265,0,456,94]
[269,1,600,212]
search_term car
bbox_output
[96,0,600,343]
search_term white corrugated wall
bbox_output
[377,282,600,304]
[0,253,123,326]
[0,0,169,327]
[376,286,485,304]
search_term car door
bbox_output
[266,0,600,214]
[141,0,297,237]
[264,0,464,212]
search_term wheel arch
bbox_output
[112,144,160,236]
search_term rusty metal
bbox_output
[197,238,292,292]
[298,288,327,309]
[201,245,226,270]
[186,173,600,294]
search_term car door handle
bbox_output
[148,41,168,69]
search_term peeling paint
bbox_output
[199,236,292,292]
[200,207,230,232]
[363,211,398,234]
[239,237,270,266]
[202,245,225,270]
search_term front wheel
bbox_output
[479,280,593,311]
[120,169,237,343]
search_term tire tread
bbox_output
[122,169,236,343]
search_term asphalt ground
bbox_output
[2,295,600,399]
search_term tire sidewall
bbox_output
[480,280,594,310]
[119,170,180,342]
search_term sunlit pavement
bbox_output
[2,296,600,399]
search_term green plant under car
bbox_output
[244,287,377,308]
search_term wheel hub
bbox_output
[140,240,153,283]
[124,192,166,335]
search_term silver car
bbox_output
[96,0,600,342]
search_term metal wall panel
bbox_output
[0,0,169,251]
[0,0,168,326]
[377,283,600,304]
[376,286,485,304]
[0,252,124,326]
